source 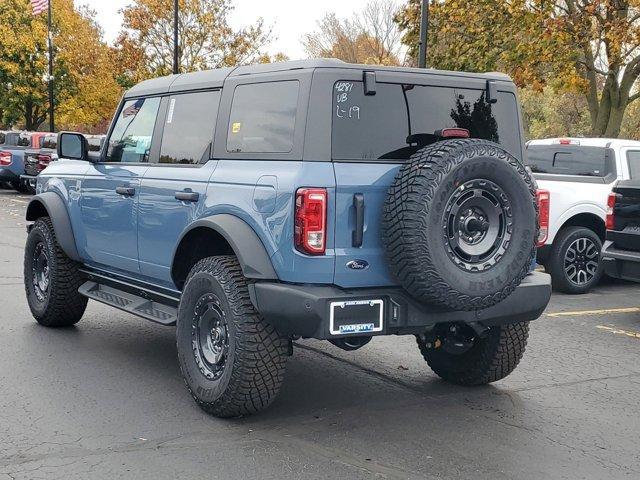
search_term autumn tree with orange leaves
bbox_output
[0,0,121,131]
[396,0,640,138]
[115,0,280,87]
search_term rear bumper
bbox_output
[602,241,640,283]
[20,174,37,186]
[249,272,552,340]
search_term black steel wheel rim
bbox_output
[191,293,229,381]
[564,237,599,286]
[32,241,50,301]
[443,179,513,272]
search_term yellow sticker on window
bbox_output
[232,122,241,133]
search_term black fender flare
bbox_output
[172,214,278,281]
[26,192,81,261]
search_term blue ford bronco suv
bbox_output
[24,60,551,417]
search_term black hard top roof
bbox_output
[124,59,513,99]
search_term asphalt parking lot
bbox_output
[1,187,639,480]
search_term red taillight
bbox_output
[0,151,11,166]
[536,189,550,247]
[295,188,327,255]
[37,154,52,171]
[606,192,617,231]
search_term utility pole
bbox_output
[47,0,55,132]
[173,0,179,74]
[418,0,429,68]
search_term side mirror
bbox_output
[57,132,90,161]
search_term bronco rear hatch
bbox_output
[330,75,524,288]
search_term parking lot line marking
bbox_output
[596,325,640,339]
[546,307,640,317]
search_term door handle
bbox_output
[352,193,364,247]
[175,191,199,202]
[115,186,135,197]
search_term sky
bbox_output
[73,0,371,60]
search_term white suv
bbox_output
[525,137,640,293]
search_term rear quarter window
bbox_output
[525,145,611,177]
[227,81,299,154]
[331,81,522,161]
[628,151,640,179]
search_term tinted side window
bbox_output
[5,133,19,146]
[628,151,640,179]
[87,136,104,152]
[332,81,521,161]
[525,145,609,176]
[227,81,299,153]
[18,134,31,147]
[41,135,57,150]
[159,90,220,164]
[106,97,161,163]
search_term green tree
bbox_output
[395,0,640,138]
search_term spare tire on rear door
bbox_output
[382,139,537,311]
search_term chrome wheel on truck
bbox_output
[548,226,603,294]
[563,237,600,286]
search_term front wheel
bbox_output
[547,226,603,294]
[176,256,289,417]
[417,322,529,385]
[24,217,88,327]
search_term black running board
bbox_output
[79,281,178,326]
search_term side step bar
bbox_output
[79,281,178,326]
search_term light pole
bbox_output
[173,0,179,74]
[418,0,429,68]
[47,0,54,131]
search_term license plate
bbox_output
[329,299,383,335]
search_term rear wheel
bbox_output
[24,217,87,327]
[176,256,289,417]
[417,322,529,385]
[548,226,603,294]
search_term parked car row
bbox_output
[524,137,640,293]
[0,130,104,193]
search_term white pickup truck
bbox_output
[525,137,640,293]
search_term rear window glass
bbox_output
[525,145,610,176]
[159,90,220,164]
[227,81,299,153]
[41,135,57,150]
[18,134,31,147]
[331,81,522,161]
[0,132,5,145]
[628,151,640,179]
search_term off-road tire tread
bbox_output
[418,321,530,385]
[179,256,288,417]
[24,217,87,327]
[383,139,538,310]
